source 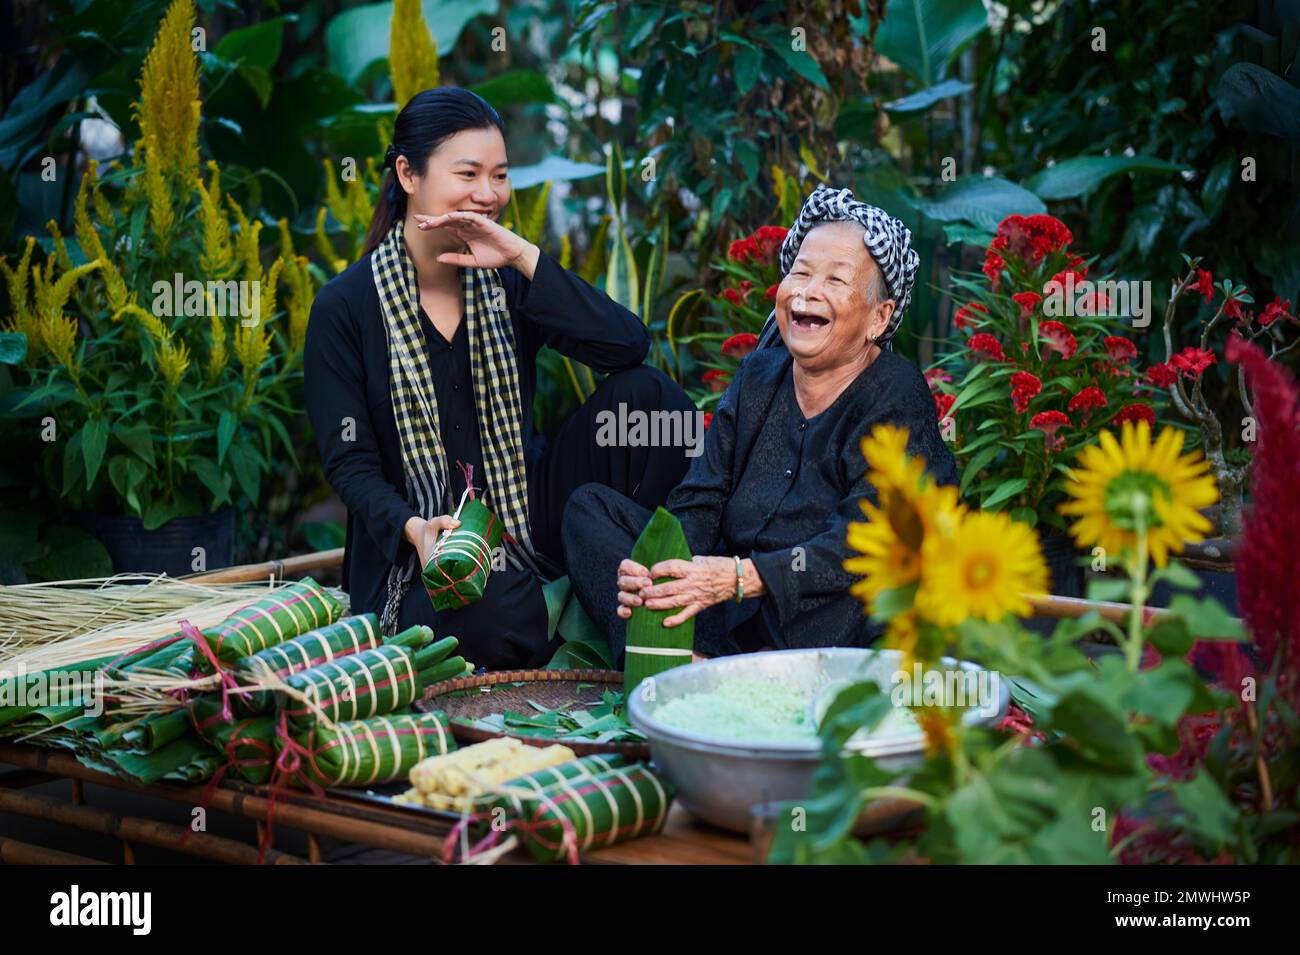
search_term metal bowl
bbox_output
[627,647,1007,833]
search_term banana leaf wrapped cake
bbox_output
[189,696,276,785]
[193,577,342,668]
[233,614,382,712]
[422,496,503,612]
[281,711,456,789]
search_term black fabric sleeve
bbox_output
[665,363,744,557]
[303,285,417,565]
[506,250,650,372]
[749,359,957,627]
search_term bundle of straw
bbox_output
[0,574,348,672]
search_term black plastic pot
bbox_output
[76,509,235,578]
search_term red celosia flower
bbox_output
[722,288,745,305]
[1195,268,1214,303]
[1044,269,1087,296]
[1012,291,1043,318]
[994,214,1073,265]
[702,369,731,392]
[1065,254,1088,276]
[982,251,1005,291]
[934,392,955,421]
[1037,320,1077,359]
[727,236,758,262]
[1169,346,1216,378]
[967,332,1006,363]
[1259,296,1294,327]
[721,332,758,359]
[1030,409,1070,452]
[1010,370,1042,413]
[1067,386,1107,413]
[1145,713,1223,782]
[924,367,953,391]
[1145,363,1178,388]
[764,283,779,302]
[754,225,789,261]
[1104,336,1137,362]
[701,412,713,430]
[1226,333,1300,705]
[952,302,987,332]
[1112,403,1155,426]
[1077,291,1111,315]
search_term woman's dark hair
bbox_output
[362,87,505,254]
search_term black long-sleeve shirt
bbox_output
[666,346,958,653]
[303,249,649,619]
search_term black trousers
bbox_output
[396,365,695,669]
[561,483,773,665]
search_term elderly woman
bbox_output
[562,187,958,659]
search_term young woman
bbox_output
[304,87,694,669]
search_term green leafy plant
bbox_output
[933,212,1170,532]
[1,0,317,532]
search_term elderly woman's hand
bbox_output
[639,556,753,628]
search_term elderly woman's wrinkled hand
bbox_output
[637,556,738,628]
[615,558,654,620]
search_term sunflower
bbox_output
[845,480,964,611]
[1059,421,1218,567]
[913,510,1049,626]
[860,424,928,495]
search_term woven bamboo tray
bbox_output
[416,669,651,760]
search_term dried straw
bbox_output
[0,574,349,672]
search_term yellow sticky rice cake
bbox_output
[396,736,576,812]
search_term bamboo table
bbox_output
[0,742,751,865]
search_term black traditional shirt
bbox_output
[666,346,958,654]
[303,250,649,621]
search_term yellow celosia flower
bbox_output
[234,319,271,377]
[913,510,1049,626]
[157,333,191,390]
[282,255,314,353]
[0,238,37,346]
[916,707,957,760]
[314,206,346,274]
[45,220,73,271]
[112,303,169,348]
[207,306,228,382]
[73,163,130,312]
[258,256,285,326]
[322,158,351,227]
[390,0,440,108]
[197,173,233,275]
[364,155,382,189]
[142,137,175,250]
[347,175,372,231]
[1060,420,1218,568]
[560,234,573,271]
[227,197,263,283]
[41,313,80,373]
[278,218,295,259]
[134,0,200,188]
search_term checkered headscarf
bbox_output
[372,221,537,633]
[758,186,920,350]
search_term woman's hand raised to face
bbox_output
[413,211,541,279]
[404,514,461,569]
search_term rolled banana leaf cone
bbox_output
[422,498,503,611]
[517,762,674,863]
[194,577,343,669]
[233,614,382,713]
[282,711,456,789]
[189,695,276,785]
[623,508,694,695]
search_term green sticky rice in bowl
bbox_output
[652,677,919,743]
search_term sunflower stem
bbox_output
[1125,493,1150,672]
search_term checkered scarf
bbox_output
[757,185,920,351]
[372,220,536,633]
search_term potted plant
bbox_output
[0,0,319,578]
[769,348,1298,863]
[931,213,1171,596]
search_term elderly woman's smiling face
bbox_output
[774,220,895,372]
